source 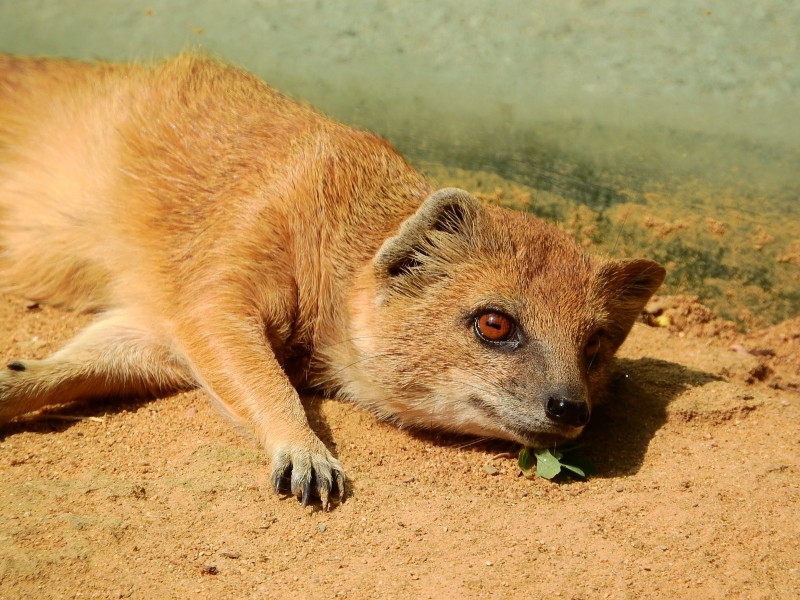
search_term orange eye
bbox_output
[475,312,514,343]
[584,333,602,359]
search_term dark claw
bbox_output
[271,465,290,494]
[7,361,26,372]
[269,447,345,509]
[335,471,346,502]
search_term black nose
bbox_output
[545,395,590,427]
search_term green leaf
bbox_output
[518,447,535,477]
[561,462,586,477]
[533,449,562,479]
[561,452,597,477]
[519,445,597,481]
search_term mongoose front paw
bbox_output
[269,440,346,510]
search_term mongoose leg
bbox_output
[0,310,194,421]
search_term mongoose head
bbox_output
[346,188,665,447]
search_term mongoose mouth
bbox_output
[496,411,588,447]
[512,428,584,449]
[465,393,586,447]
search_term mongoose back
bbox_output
[0,55,665,508]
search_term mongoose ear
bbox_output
[374,188,481,279]
[596,258,667,348]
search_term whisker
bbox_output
[314,334,418,353]
[453,436,492,450]
[318,351,403,385]
[610,206,631,255]
[445,365,528,406]
[585,351,598,374]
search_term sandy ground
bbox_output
[0,289,798,599]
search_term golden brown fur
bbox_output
[0,55,665,507]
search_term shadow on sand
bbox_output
[0,395,156,441]
[395,356,722,479]
[579,357,721,478]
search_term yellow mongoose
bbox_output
[0,55,665,507]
